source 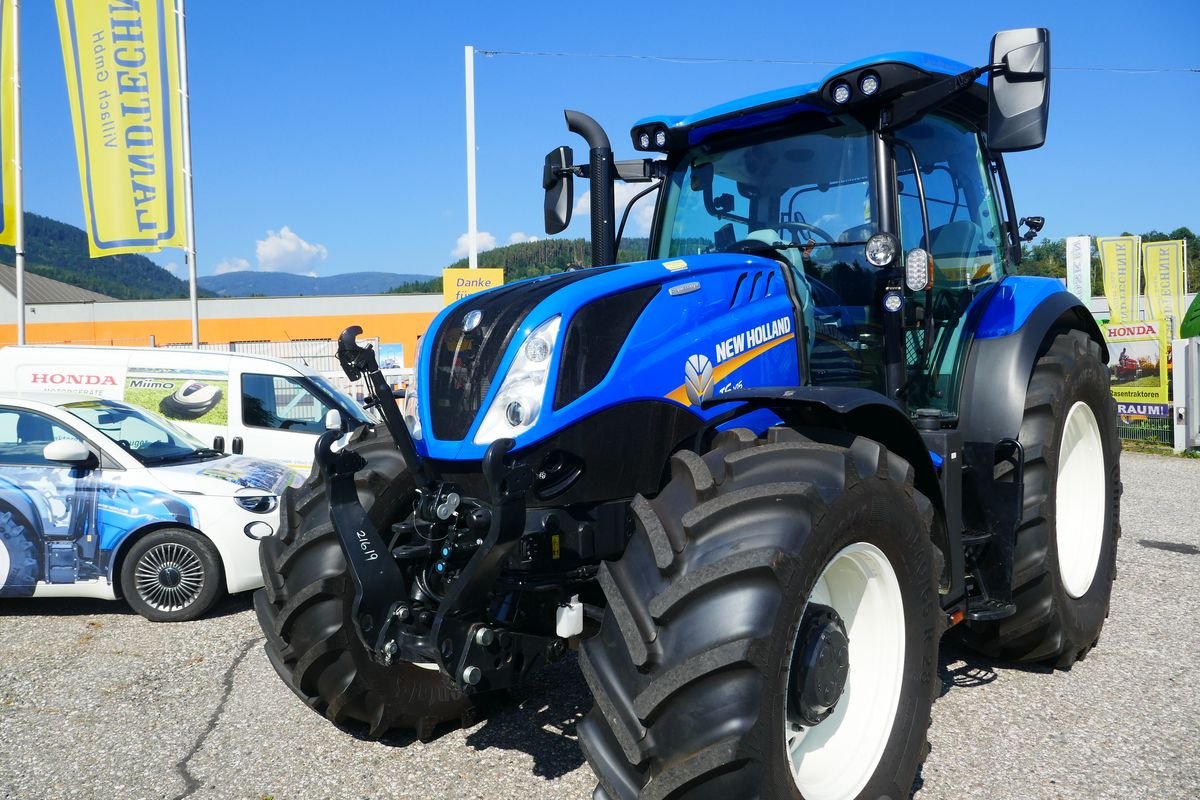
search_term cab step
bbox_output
[965,597,1017,622]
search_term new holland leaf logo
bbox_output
[684,354,714,406]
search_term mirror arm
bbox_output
[881,64,998,133]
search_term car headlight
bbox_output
[474,316,561,445]
[234,491,278,514]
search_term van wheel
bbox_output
[120,529,223,622]
[0,504,39,598]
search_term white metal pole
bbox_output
[11,0,23,344]
[465,45,477,269]
[175,0,199,346]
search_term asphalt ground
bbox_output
[0,451,1197,800]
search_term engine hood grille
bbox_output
[427,268,615,441]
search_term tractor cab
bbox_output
[546,31,1051,418]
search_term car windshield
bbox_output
[63,399,219,466]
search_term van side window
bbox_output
[0,409,83,466]
[242,374,333,434]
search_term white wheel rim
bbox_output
[785,542,905,800]
[1055,401,1106,598]
[0,537,10,590]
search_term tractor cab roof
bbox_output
[631,52,988,151]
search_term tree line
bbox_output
[1016,227,1198,296]
[391,228,1199,297]
[0,212,198,300]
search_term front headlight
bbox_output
[473,316,561,445]
[234,491,278,514]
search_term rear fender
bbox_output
[958,286,1105,445]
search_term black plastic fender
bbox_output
[702,386,942,512]
[958,292,1106,445]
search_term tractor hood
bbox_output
[414,254,801,464]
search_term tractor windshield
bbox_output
[656,117,889,392]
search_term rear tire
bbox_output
[963,330,1121,667]
[254,426,474,739]
[578,428,941,800]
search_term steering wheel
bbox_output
[773,221,835,245]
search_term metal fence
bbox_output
[1117,416,1174,446]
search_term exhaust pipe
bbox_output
[565,110,616,267]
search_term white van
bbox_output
[0,346,373,471]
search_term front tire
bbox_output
[253,426,473,739]
[578,428,941,800]
[120,528,222,622]
[964,330,1121,667]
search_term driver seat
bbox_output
[745,229,815,351]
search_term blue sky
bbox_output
[17,1,1199,280]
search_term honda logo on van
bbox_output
[28,372,118,386]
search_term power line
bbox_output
[476,48,1199,74]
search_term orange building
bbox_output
[0,264,440,365]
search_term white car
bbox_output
[0,393,303,621]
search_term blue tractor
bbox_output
[256,28,1120,799]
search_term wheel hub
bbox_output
[158,566,182,589]
[790,603,850,727]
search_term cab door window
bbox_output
[242,374,333,434]
[895,115,1006,287]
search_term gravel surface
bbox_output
[1,451,1197,800]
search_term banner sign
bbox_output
[1142,240,1186,339]
[0,0,15,246]
[55,0,185,256]
[1097,235,1141,324]
[443,268,504,305]
[1064,235,1091,303]
[1104,320,1169,412]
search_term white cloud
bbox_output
[573,182,656,238]
[213,257,250,275]
[162,261,181,276]
[508,232,540,245]
[452,231,497,259]
[256,226,329,272]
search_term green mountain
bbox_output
[199,270,435,297]
[388,237,653,293]
[0,212,196,299]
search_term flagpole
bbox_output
[11,0,23,344]
[174,0,199,346]
[465,45,477,269]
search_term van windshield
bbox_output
[64,399,221,466]
[308,374,372,426]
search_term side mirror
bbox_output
[1019,215,1045,242]
[987,28,1051,152]
[43,439,94,466]
[543,146,573,235]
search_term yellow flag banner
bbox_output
[0,0,16,246]
[443,268,504,305]
[55,0,184,256]
[1142,240,1185,338]
[1097,235,1140,323]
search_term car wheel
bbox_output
[120,529,223,622]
